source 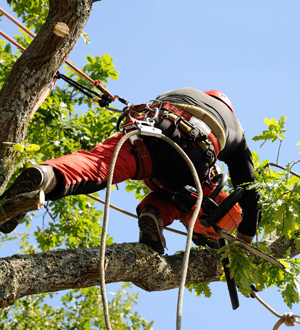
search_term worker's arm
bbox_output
[222,135,260,239]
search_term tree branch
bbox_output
[265,162,300,178]
[0,190,45,224]
[259,231,300,260]
[0,243,223,308]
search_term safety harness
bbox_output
[119,100,226,182]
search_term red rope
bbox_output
[0,30,26,51]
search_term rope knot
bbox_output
[282,313,297,327]
[274,312,298,329]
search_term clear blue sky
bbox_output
[1,1,300,329]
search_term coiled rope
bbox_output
[99,130,203,330]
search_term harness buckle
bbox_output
[135,120,162,138]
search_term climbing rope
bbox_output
[99,129,203,330]
[251,290,300,329]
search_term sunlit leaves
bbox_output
[252,116,287,147]
[0,40,18,86]
[186,282,212,298]
[0,284,154,329]
[125,179,150,201]
[35,195,112,251]
[7,0,49,33]
[218,242,259,297]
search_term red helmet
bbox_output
[204,90,235,114]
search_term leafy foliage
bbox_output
[252,116,287,147]
[0,284,154,329]
[217,117,300,306]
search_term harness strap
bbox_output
[167,102,226,152]
[131,137,152,180]
[121,101,226,180]
[121,106,153,180]
[159,103,225,155]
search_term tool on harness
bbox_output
[158,102,220,164]
[116,101,163,181]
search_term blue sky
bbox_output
[1,1,300,329]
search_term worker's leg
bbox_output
[136,192,180,254]
[0,133,143,233]
[42,132,140,199]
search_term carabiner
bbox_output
[144,100,163,122]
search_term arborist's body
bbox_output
[0,87,260,253]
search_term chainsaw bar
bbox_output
[215,227,285,269]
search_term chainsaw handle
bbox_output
[218,238,240,310]
[210,173,228,201]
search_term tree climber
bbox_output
[0,87,260,254]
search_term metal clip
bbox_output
[104,95,131,113]
[135,120,162,138]
[144,100,163,122]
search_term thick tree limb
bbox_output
[0,190,45,223]
[0,226,298,309]
[0,243,223,308]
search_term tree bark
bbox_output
[0,243,223,308]
[0,190,45,223]
[0,0,96,194]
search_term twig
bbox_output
[264,162,300,179]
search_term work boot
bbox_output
[0,165,57,234]
[138,205,166,254]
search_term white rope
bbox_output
[99,131,139,330]
[98,131,203,330]
[159,135,202,330]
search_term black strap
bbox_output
[55,72,112,107]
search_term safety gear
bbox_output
[0,165,57,233]
[121,102,226,169]
[179,184,243,240]
[158,102,223,162]
[138,204,166,254]
[204,90,235,114]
